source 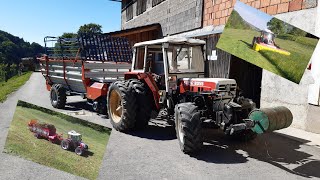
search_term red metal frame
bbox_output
[125,72,161,110]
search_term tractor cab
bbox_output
[67,130,82,142]
[260,29,275,45]
[131,37,206,92]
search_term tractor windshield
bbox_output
[71,135,82,142]
[261,31,275,44]
[167,45,204,73]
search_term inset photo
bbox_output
[3,100,111,180]
[216,0,319,84]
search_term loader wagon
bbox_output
[38,34,132,113]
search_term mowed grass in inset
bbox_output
[0,71,32,102]
[3,102,111,180]
[217,28,317,83]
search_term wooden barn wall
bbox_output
[229,56,262,108]
[200,34,231,78]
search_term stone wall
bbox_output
[121,0,203,36]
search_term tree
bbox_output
[77,23,102,34]
[60,32,78,39]
[288,27,307,37]
[267,18,286,35]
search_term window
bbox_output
[134,47,145,70]
[137,0,147,15]
[167,45,204,73]
[152,0,166,7]
[126,4,133,21]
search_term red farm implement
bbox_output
[28,119,63,144]
[37,34,132,114]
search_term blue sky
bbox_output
[234,1,272,30]
[0,0,121,45]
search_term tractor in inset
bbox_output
[107,37,293,154]
[60,130,89,156]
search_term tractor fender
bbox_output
[124,72,160,110]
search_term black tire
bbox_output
[61,140,70,150]
[175,103,203,154]
[127,79,152,129]
[107,81,137,131]
[75,147,83,156]
[34,133,40,139]
[50,84,66,109]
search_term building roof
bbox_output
[133,37,206,47]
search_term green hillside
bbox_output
[225,10,254,30]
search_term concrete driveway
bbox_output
[1,72,320,180]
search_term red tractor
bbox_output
[107,37,293,154]
[28,119,63,144]
[60,130,89,156]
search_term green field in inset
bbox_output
[3,101,111,180]
[217,28,317,84]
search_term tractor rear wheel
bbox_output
[75,147,83,156]
[175,103,203,154]
[107,81,137,131]
[34,133,40,139]
[61,140,70,150]
[50,84,66,109]
[127,79,153,129]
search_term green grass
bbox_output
[0,72,32,102]
[3,103,111,180]
[216,28,318,83]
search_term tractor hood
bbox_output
[178,78,237,93]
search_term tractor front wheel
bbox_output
[61,140,70,150]
[50,84,66,109]
[127,79,153,129]
[107,81,137,131]
[75,147,84,156]
[175,103,203,154]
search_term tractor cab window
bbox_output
[134,47,145,70]
[167,45,204,73]
[261,31,275,45]
[70,135,82,142]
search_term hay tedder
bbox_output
[28,119,63,144]
[252,29,290,56]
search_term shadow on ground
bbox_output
[61,101,320,178]
[128,120,176,141]
[239,40,252,48]
[128,122,320,178]
[65,101,108,119]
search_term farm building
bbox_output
[115,0,320,133]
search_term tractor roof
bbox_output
[134,37,205,47]
[68,130,81,136]
[261,29,274,34]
